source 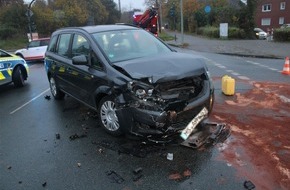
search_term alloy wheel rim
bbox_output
[100,100,119,131]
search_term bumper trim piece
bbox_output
[180,122,231,149]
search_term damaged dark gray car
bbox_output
[45,25,214,141]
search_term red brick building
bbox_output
[255,0,290,31]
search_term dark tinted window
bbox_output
[72,34,89,57]
[47,36,58,52]
[56,34,72,57]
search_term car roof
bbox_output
[55,24,139,34]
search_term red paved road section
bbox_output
[212,82,290,190]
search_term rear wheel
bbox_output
[12,66,25,87]
[98,96,123,136]
[49,76,65,100]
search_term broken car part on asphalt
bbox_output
[106,170,124,184]
[181,122,231,149]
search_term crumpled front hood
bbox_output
[113,52,207,83]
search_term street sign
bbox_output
[204,5,211,13]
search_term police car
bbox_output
[0,49,29,87]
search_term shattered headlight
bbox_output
[127,81,154,99]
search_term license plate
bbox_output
[0,63,4,69]
[180,107,208,140]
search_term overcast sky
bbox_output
[113,0,146,11]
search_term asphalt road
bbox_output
[1,49,290,190]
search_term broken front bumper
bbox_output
[115,84,214,138]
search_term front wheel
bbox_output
[98,96,123,136]
[12,66,25,87]
[49,76,65,100]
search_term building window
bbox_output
[280,2,286,10]
[279,17,285,25]
[261,18,271,26]
[262,4,271,12]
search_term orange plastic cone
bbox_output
[282,57,290,75]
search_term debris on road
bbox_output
[106,170,124,184]
[44,95,51,100]
[7,166,12,170]
[169,172,183,181]
[181,122,230,149]
[69,133,87,141]
[132,167,143,182]
[169,169,192,182]
[98,148,104,154]
[55,133,60,140]
[244,180,255,190]
[133,173,143,182]
[183,169,192,178]
[133,167,143,175]
[77,163,81,167]
[167,153,173,161]
[42,182,47,187]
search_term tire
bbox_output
[49,76,65,100]
[98,96,123,136]
[13,66,25,87]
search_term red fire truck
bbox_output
[133,7,158,36]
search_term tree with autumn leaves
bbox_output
[0,0,258,40]
[146,0,258,37]
[0,0,120,39]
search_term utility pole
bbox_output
[27,0,36,41]
[159,0,163,33]
[180,0,184,45]
[156,0,161,33]
[118,0,121,12]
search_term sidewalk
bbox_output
[165,30,290,59]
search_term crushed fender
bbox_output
[180,122,231,149]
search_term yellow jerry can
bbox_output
[222,75,235,95]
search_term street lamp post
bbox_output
[180,0,184,45]
[27,0,36,41]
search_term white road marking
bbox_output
[231,72,240,76]
[246,60,280,72]
[10,88,50,114]
[238,76,250,80]
[247,61,260,65]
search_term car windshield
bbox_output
[255,28,264,32]
[92,29,172,63]
[28,39,49,48]
[0,50,12,58]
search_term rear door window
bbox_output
[56,34,72,57]
[47,36,58,52]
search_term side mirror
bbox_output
[72,55,88,65]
